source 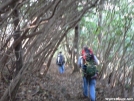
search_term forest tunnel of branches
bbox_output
[0,0,134,101]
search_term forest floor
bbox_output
[17,65,91,101]
[0,63,105,101]
[0,62,133,101]
[1,67,133,101]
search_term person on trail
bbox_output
[78,46,100,101]
[56,51,65,74]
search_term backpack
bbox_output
[84,61,97,77]
[56,55,64,66]
[82,47,97,77]
[82,47,94,62]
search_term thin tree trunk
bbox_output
[11,7,22,100]
[130,66,134,97]
[72,25,79,73]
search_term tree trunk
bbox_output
[10,7,22,100]
[130,66,134,97]
[72,25,79,73]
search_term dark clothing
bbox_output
[56,53,65,74]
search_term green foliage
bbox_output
[76,0,134,74]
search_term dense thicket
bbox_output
[0,0,133,100]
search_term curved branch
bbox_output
[41,0,62,21]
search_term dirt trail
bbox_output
[0,63,102,101]
[17,63,92,101]
[1,63,133,101]
[41,63,87,101]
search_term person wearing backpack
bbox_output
[56,52,65,74]
[78,46,100,101]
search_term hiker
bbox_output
[56,51,65,74]
[78,46,100,101]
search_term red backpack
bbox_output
[82,47,94,62]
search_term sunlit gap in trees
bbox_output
[30,0,38,6]
[104,0,133,11]
[104,3,119,11]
